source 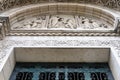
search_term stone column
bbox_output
[115,18,120,35]
[118,19,120,34]
[0,21,5,40]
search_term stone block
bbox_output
[40,5,49,14]
[9,50,15,75]
[3,59,12,80]
[0,70,4,80]
[85,6,93,17]
[68,4,77,14]
[76,5,85,15]
[93,8,102,18]
[109,49,120,80]
[15,48,110,62]
[48,4,58,14]
[57,3,68,14]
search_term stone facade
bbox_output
[0,0,120,12]
[0,3,119,37]
[0,36,120,61]
[0,1,120,80]
[0,36,120,80]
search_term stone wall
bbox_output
[0,0,120,12]
[0,36,120,80]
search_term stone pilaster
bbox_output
[0,21,5,40]
[114,18,120,35]
[0,17,9,40]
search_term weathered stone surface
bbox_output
[0,3,119,36]
[0,36,120,65]
[11,15,112,30]
[0,0,120,12]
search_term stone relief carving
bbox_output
[77,16,110,29]
[48,15,77,29]
[11,15,112,30]
[12,16,47,30]
[0,0,120,12]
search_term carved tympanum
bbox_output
[11,15,112,30]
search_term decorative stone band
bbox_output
[7,32,118,36]
[0,0,120,12]
[0,3,120,37]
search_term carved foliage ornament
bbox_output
[0,0,120,11]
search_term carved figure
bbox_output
[31,21,38,28]
[50,16,64,28]
[54,17,65,28]
[78,16,109,29]
[35,17,43,28]
[49,16,58,28]
[84,18,92,29]
[65,19,76,29]
[99,23,108,28]
[49,15,76,29]
[30,16,45,28]
[23,21,32,29]
[92,21,100,28]
[13,16,46,30]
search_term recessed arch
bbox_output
[0,3,120,36]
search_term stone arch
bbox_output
[0,3,120,36]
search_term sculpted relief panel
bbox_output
[11,15,112,30]
[77,16,111,30]
[12,16,48,30]
[48,15,77,29]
